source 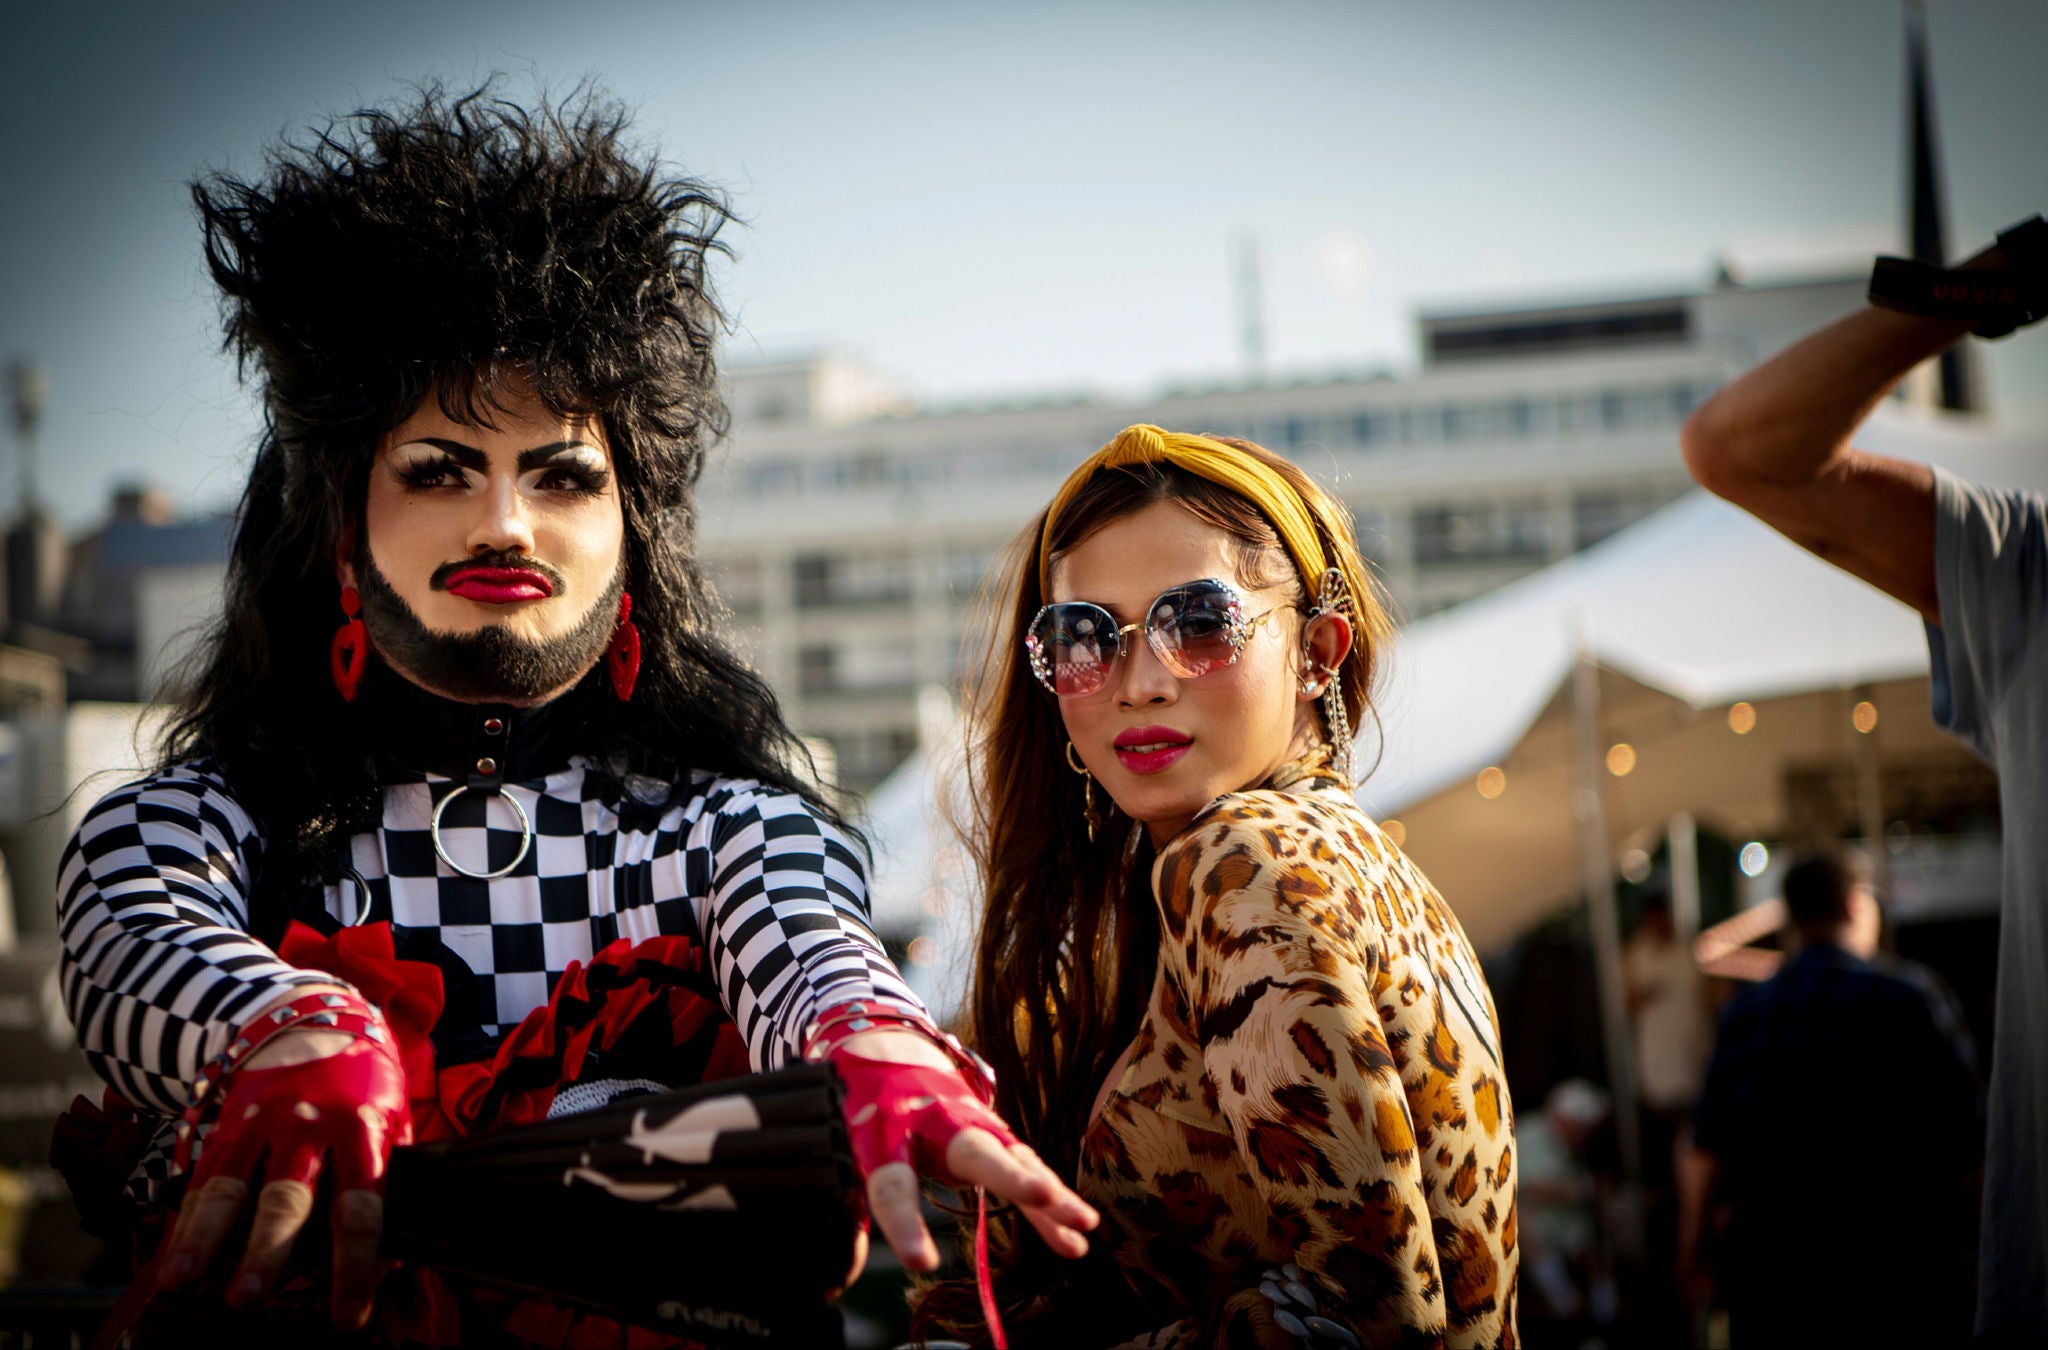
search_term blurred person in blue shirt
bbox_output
[1678,849,1979,1347]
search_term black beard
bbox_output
[355,545,625,704]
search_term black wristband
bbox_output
[1867,214,2047,339]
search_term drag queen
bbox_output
[53,86,1091,1343]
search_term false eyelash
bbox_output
[537,463,612,496]
[396,456,467,489]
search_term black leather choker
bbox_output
[355,660,592,790]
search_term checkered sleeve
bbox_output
[691,782,925,1070]
[55,764,334,1114]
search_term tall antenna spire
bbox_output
[1234,233,1266,380]
[1907,0,1976,410]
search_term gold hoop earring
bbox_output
[1065,741,1100,843]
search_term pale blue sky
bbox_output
[3,0,2043,525]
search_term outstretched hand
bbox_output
[825,1026,1097,1274]
[157,988,411,1331]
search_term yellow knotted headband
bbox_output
[1037,423,1330,598]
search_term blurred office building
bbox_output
[0,485,235,935]
[0,482,235,1291]
[698,269,1868,792]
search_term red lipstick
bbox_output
[444,566,554,604]
[1113,725,1192,775]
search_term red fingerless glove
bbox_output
[802,999,1014,1184]
[829,1053,1020,1182]
[176,991,413,1194]
[805,999,1017,1348]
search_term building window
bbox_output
[1503,398,1533,437]
[889,455,938,486]
[1414,499,1549,565]
[794,554,845,608]
[798,644,836,695]
[1502,501,1549,557]
[1575,485,1685,550]
[792,551,914,609]
[834,725,923,791]
[1563,391,1624,431]
[1575,492,1623,549]
[1670,379,1711,420]
[745,460,800,496]
[1413,506,1474,564]
[794,555,832,607]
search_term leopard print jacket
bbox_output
[1079,759,1518,1348]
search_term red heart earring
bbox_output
[607,592,641,701]
[331,585,367,701]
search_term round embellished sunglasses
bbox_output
[1024,577,1295,697]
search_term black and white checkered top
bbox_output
[56,687,922,1121]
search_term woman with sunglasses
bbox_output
[915,425,1517,1348]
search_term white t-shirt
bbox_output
[1928,466,2048,1339]
[1622,930,1708,1111]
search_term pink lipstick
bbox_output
[444,567,554,604]
[1113,725,1192,775]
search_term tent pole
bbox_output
[1573,644,1642,1186]
[1669,810,1700,945]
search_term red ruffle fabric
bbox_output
[274,920,752,1347]
[273,920,751,1144]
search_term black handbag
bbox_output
[382,1063,862,1347]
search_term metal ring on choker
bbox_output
[430,785,533,880]
[341,867,375,926]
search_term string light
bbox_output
[1620,848,1653,883]
[1476,766,1507,800]
[1728,702,1757,734]
[1381,818,1407,848]
[1852,701,1879,734]
[1606,743,1637,777]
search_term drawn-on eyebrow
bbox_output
[516,440,605,472]
[404,437,490,471]
[401,437,603,473]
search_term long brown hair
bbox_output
[913,437,1393,1341]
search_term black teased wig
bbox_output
[161,82,842,928]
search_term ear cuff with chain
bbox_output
[1302,569,1356,782]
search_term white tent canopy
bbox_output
[858,690,977,1018]
[1360,405,2047,819]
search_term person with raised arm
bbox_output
[1681,216,2045,1343]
